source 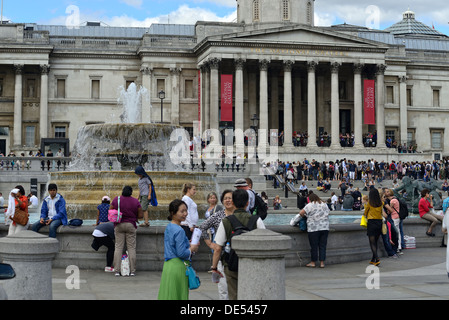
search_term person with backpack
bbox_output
[210,189,266,300]
[384,189,403,255]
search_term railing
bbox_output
[0,156,252,174]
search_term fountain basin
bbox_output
[48,171,217,220]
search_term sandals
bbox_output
[139,222,150,227]
[426,231,435,237]
[369,259,380,266]
[306,262,325,268]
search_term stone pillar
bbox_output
[283,60,294,147]
[204,64,210,130]
[376,64,387,148]
[307,61,317,147]
[353,63,364,148]
[13,64,23,148]
[140,66,153,123]
[209,58,221,130]
[330,62,340,148]
[399,75,408,146]
[170,67,181,125]
[259,59,270,141]
[232,229,291,300]
[0,231,59,300]
[235,58,245,139]
[40,64,50,139]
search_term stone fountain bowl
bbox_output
[49,171,218,221]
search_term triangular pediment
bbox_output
[210,25,387,50]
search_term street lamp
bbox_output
[158,89,165,123]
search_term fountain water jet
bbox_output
[49,83,216,220]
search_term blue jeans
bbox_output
[32,219,62,238]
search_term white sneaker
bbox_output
[104,267,114,272]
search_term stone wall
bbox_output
[0,218,444,271]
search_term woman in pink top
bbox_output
[384,189,402,252]
[419,188,443,237]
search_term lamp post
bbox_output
[158,89,165,123]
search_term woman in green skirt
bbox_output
[158,199,199,300]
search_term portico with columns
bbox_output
[197,25,392,159]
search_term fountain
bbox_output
[49,83,217,221]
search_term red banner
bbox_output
[364,79,376,125]
[198,70,201,122]
[221,74,233,122]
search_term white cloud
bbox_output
[120,0,143,9]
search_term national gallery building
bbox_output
[0,0,448,162]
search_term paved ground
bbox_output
[52,246,448,300]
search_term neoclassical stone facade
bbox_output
[0,1,448,161]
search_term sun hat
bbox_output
[233,178,248,187]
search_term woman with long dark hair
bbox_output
[158,199,199,300]
[363,188,384,266]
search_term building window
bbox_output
[431,130,443,149]
[253,0,260,21]
[386,86,394,104]
[57,79,66,98]
[432,89,440,107]
[26,79,36,98]
[25,126,35,147]
[55,126,66,138]
[126,80,135,89]
[282,0,290,20]
[386,130,396,143]
[157,79,166,95]
[91,79,100,99]
[406,87,412,106]
[185,80,194,99]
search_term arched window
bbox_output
[253,0,260,21]
[282,0,290,20]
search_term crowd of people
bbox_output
[265,157,449,186]
[2,156,448,300]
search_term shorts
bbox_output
[367,219,382,237]
[139,195,149,211]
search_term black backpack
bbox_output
[222,214,259,272]
[396,197,409,220]
[250,190,268,220]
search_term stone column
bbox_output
[40,64,50,139]
[140,66,153,123]
[259,59,270,140]
[353,63,364,148]
[232,229,291,300]
[13,64,23,148]
[376,64,387,148]
[204,64,210,130]
[0,231,59,300]
[307,61,317,147]
[330,62,341,148]
[170,67,181,125]
[235,58,245,137]
[399,75,408,146]
[283,60,294,147]
[209,58,221,130]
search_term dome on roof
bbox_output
[385,9,446,37]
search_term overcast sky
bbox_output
[2,0,448,35]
